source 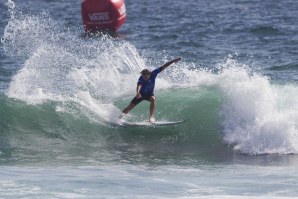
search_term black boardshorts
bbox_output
[131,94,154,105]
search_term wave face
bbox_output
[1,3,298,167]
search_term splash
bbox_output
[0,0,15,44]
[2,10,147,123]
[7,0,15,18]
[216,60,298,155]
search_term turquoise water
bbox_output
[1,0,298,198]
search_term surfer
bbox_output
[120,57,182,123]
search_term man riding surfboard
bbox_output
[120,57,182,123]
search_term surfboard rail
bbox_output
[116,120,187,127]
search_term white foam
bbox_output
[215,62,298,154]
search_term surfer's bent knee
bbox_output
[150,96,155,103]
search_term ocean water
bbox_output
[1,0,298,198]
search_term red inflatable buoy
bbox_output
[81,0,126,32]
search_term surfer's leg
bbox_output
[122,103,136,114]
[121,96,143,117]
[149,96,156,122]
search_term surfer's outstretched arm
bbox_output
[161,57,182,70]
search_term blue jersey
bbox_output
[138,67,163,95]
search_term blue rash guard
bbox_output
[138,67,163,96]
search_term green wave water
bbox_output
[0,87,230,166]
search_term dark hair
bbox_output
[141,69,151,75]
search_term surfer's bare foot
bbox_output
[149,117,155,124]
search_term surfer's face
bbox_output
[142,74,150,80]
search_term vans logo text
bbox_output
[88,13,109,21]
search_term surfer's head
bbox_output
[141,69,151,80]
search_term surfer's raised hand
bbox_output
[161,57,182,70]
[173,57,182,63]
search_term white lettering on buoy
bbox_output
[88,13,110,21]
[118,4,126,16]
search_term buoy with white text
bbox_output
[81,0,126,32]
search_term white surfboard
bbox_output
[116,120,187,127]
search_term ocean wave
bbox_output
[2,8,298,158]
